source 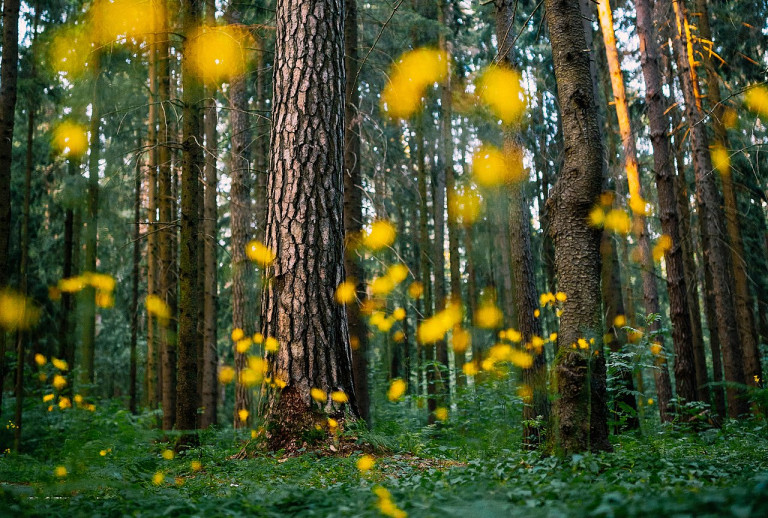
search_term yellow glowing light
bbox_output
[145,294,171,322]
[218,366,235,384]
[335,281,357,304]
[710,144,731,176]
[90,0,163,45]
[613,314,626,327]
[357,454,376,472]
[245,240,276,266]
[408,281,424,299]
[471,144,525,188]
[381,48,449,119]
[264,337,279,353]
[604,209,632,235]
[187,24,254,86]
[310,388,326,402]
[474,303,503,329]
[451,327,470,353]
[387,379,407,402]
[392,307,406,321]
[238,409,250,422]
[54,466,68,478]
[52,120,89,158]
[363,221,397,250]
[448,187,483,226]
[48,25,92,78]
[434,407,449,421]
[370,276,395,296]
[462,362,478,377]
[652,235,673,262]
[745,85,768,117]
[331,390,348,403]
[386,263,409,285]
[476,65,527,124]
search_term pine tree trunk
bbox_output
[230,69,254,429]
[668,0,747,417]
[177,0,204,438]
[130,147,141,414]
[545,0,610,453]
[343,0,370,424]
[262,0,358,449]
[633,0,699,405]
[0,0,20,296]
[693,0,762,389]
[495,0,549,447]
[199,0,219,429]
[157,2,176,431]
[80,52,102,392]
[146,26,159,409]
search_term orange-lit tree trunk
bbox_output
[597,0,677,419]
[693,0,762,389]
[668,0,747,417]
[545,0,610,453]
[633,0,700,404]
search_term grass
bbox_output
[1,385,768,517]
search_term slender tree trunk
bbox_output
[0,0,19,296]
[229,61,254,429]
[668,0,747,417]
[177,0,204,439]
[693,0,762,389]
[199,0,219,429]
[130,150,141,414]
[79,51,102,392]
[545,0,610,453]
[633,0,699,405]
[147,25,159,409]
[158,3,176,431]
[495,0,549,447]
[343,0,370,424]
[416,113,432,403]
[261,0,358,448]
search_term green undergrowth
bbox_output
[1,397,768,517]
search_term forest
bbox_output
[1,0,768,515]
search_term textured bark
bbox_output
[130,149,141,414]
[668,0,747,417]
[693,0,762,390]
[495,0,549,446]
[661,20,714,409]
[230,62,254,429]
[545,0,610,453]
[80,53,102,392]
[0,0,19,296]
[262,0,358,448]
[147,27,159,409]
[343,0,370,424]
[199,0,219,429]
[634,0,699,404]
[158,4,177,430]
[177,0,204,437]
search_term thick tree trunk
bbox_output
[633,0,699,405]
[668,0,747,417]
[343,0,370,424]
[545,0,610,453]
[693,0,762,390]
[177,0,204,438]
[262,0,358,448]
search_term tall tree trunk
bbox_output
[177,0,204,439]
[693,0,762,389]
[495,0,550,447]
[343,0,370,424]
[668,0,747,417]
[158,4,177,430]
[416,113,432,402]
[0,0,19,295]
[80,52,102,393]
[261,0,358,448]
[229,64,253,429]
[199,0,219,429]
[130,149,141,414]
[545,0,610,453]
[147,25,159,409]
[632,0,699,405]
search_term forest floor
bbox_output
[1,396,768,517]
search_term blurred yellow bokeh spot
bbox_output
[186,24,254,86]
[52,121,89,158]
